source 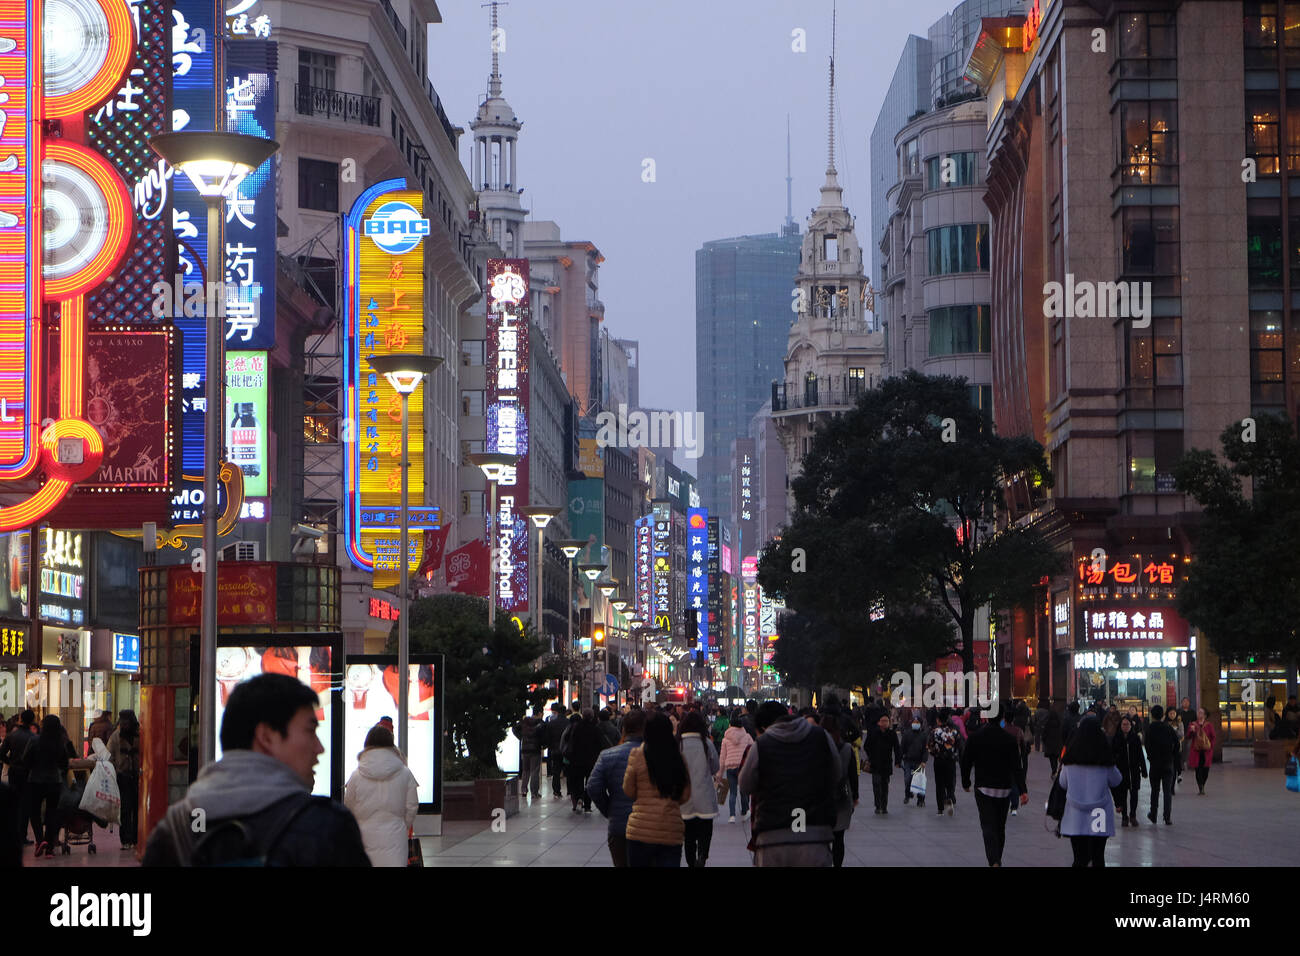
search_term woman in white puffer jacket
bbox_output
[345,726,419,867]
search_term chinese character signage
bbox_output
[368,597,400,621]
[1053,592,1071,649]
[38,530,87,627]
[652,501,671,628]
[741,555,759,669]
[486,259,531,615]
[167,562,276,625]
[687,507,708,654]
[578,438,604,478]
[225,352,267,497]
[635,516,653,626]
[0,624,29,663]
[733,439,756,556]
[342,181,436,585]
[1082,606,1189,648]
[225,0,273,37]
[707,517,722,660]
[1076,553,1183,602]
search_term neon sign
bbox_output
[342,180,437,585]
[687,508,708,654]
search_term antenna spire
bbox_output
[785,114,795,232]
[484,1,508,98]
[827,0,836,175]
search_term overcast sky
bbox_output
[429,0,970,412]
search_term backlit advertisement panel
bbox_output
[687,507,708,654]
[635,516,652,626]
[225,352,268,498]
[707,517,721,660]
[652,501,671,630]
[486,259,531,615]
[342,181,435,586]
[742,555,759,669]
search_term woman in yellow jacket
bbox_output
[622,711,691,867]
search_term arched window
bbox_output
[804,371,818,407]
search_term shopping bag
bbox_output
[408,835,425,867]
[1286,755,1299,794]
[909,766,927,797]
[715,775,729,804]
[79,753,121,825]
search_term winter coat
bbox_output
[345,747,419,867]
[22,735,75,785]
[1041,710,1064,756]
[88,717,114,747]
[864,726,902,775]
[597,719,620,750]
[1058,763,1123,837]
[142,750,371,866]
[1186,720,1216,769]
[718,725,753,771]
[622,745,690,846]
[1062,711,1081,744]
[538,714,569,754]
[1101,711,1122,739]
[566,719,603,776]
[1144,720,1180,770]
[900,726,928,765]
[737,717,840,846]
[587,736,643,835]
[513,718,542,756]
[959,722,1027,794]
[677,733,720,819]
[1112,729,1147,790]
[108,728,141,776]
[0,725,34,785]
[834,741,858,832]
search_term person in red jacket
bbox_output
[1186,707,1217,795]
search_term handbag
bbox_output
[1285,755,1299,794]
[408,835,424,867]
[1045,770,1067,823]
[909,765,927,796]
[715,775,729,804]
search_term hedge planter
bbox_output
[442,776,520,821]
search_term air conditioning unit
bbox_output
[220,541,260,562]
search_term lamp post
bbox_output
[520,506,561,648]
[468,452,519,629]
[578,563,605,705]
[148,131,280,771]
[366,353,443,758]
[556,539,586,657]
[611,597,629,706]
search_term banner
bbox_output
[445,539,489,596]
[418,525,451,578]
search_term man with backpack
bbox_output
[142,674,370,866]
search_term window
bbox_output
[1114,10,1176,78]
[1250,310,1286,408]
[1247,94,1280,176]
[461,391,483,416]
[1247,218,1283,288]
[968,385,992,418]
[901,138,919,177]
[1126,317,1182,409]
[1245,2,1279,68]
[1287,2,1300,65]
[848,367,866,396]
[928,305,991,355]
[823,235,838,261]
[303,379,338,443]
[926,224,989,275]
[1121,207,1178,275]
[1116,101,1177,184]
[804,371,818,407]
[298,50,336,90]
[298,157,339,212]
[1127,430,1183,493]
[461,341,484,366]
[924,152,978,190]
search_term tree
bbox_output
[387,593,557,774]
[1173,414,1300,675]
[759,371,1062,676]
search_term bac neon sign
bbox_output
[0,0,135,531]
[362,201,431,255]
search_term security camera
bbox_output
[292,524,325,539]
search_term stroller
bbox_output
[55,768,108,856]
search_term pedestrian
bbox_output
[710,708,730,750]
[622,712,689,867]
[718,710,753,822]
[565,709,602,813]
[1111,715,1147,827]
[143,674,371,866]
[343,725,418,867]
[1264,695,1282,740]
[588,708,647,866]
[22,715,78,859]
[1062,701,1081,746]
[515,711,544,800]
[87,710,114,750]
[826,715,858,867]
[107,709,142,850]
[539,702,568,799]
[959,704,1028,867]
[1187,707,1217,795]
[900,710,928,809]
[1041,706,1064,775]
[0,709,35,846]
[1005,709,1029,817]
[1101,704,1122,740]
[864,713,902,814]
[676,710,720,867]
[597,709,620,750]
[737,701,840,867]
[1058,716,1123,867]
[1143,704,1179,826]
[1282,695,1300,738]
[1165,706,1185,788]
[926,707,961,816]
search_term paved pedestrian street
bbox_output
[413,753,1295,868]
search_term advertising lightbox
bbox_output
[225,352,268,497]
[687,508,708,653]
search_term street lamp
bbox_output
[557,539,586,662]
[366,353,443,758]
[578,563,605,705]
[520,505,561,646]
[468,451,519,629]
[148,130,280,771]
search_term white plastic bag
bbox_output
[909,766,927,797]
[79,739,121,824]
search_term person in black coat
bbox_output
[0,710,36,845]
[1041,708,1064,775]
[1143,704,1180,825]
[1062,702,1081,747]
[864,714,902,814]
[1111,716,1147,827]
[960,705,1028,867]
[565,710,603,813]
[22,715,78,857]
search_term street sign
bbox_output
[602,674,619,696]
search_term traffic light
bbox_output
[593,625,605,644]
[685,608,699,637]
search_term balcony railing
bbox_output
[295,84,381,127]
[771,382,861,412]
[379,0,409,50]
[425,80,459,149]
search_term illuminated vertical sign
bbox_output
[635,516,652,625]
[706,517,721,659]
[741,555,759,669]
[652,500,671,629]
[733,438,756,558]
[486,259,530,615]
[225,352,267,498]
[342,181,436,585]
[687,507,708,654]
